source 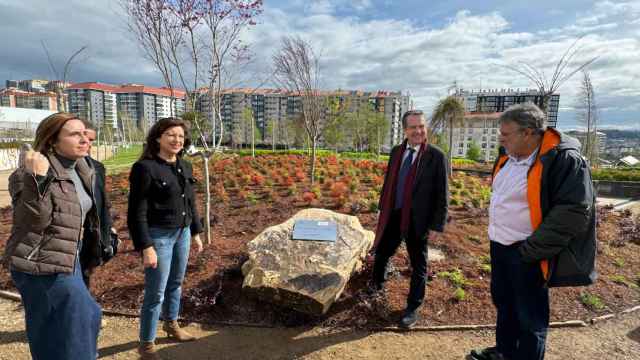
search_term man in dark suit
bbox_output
[80,128,118,289]
[369,109,449,328]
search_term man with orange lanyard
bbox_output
[470,103,597,360]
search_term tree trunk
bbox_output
[447,116,453,177]
[310,137,317,185]
[203,155,211,244]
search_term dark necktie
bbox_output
[395,148,415,209]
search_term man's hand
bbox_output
[142,247,158,269]
[24,150,49,176]
[192,234,203,254]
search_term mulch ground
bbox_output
[1,158,639,329]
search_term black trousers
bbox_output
[491,241,549,360]
[373,210,428,311]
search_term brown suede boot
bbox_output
[138,341,159,360]
[163,320,196,342]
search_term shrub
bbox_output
[453,287,466,302]
[368,200,379,213]
[580,292,605,310]
[610,275,638,288]
[438,268,470,288]
[302,191,316,204]
[329,182,349,198]
[613,258,625,268]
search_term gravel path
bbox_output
[1,297,638,359]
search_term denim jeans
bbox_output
[11,260,102,360]
[140,227,191,342]
[490,241,549,360]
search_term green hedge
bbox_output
[229,149,389,161]
[0,142,22,149]
[592,168,640,182]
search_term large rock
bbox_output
[241,208,374,315]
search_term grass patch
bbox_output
[453,287,466,302]
[580,292,605,311]
[103,145,143,174]
[610,275,639,289]
[438,268,470,288]
[613,258,625,268]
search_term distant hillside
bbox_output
[599,129,640,140]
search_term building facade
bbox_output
[448,88,562,161]
[196,88,412,151]
[66,82,119,128]
[456,88,560,128]
[0,88,59,111]
[116,84,186,131]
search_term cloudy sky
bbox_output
[1,0,639,129]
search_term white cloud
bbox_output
[246,2,639,126]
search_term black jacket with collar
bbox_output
[492,129,597,287]
[127,155,203,251]
[378,143,449,239]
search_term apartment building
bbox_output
[116,84,186,131]
[66,82,119,128]
[449,88,562,161]
[456,88,560,128]
[195,88,412,150]
[0,88,59,111]
[451,112,501,162]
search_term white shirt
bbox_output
[488,149,538,246]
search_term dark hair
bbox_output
[401,110,425,129]
[33,112,82,153]
[140,117,191,160]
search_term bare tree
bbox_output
[273,36,323,184]
[201,0,263,149]
[123,0,262,244]
[506,36,599,113]
[577,70,599,166]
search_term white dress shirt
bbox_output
[488,149,538,246]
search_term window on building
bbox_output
[482,143,487,148]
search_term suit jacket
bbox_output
[80,156,115,269]
[375,142,449,245]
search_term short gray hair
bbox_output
[499,102,547,134]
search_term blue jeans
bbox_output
[11,261,102,360]
[140,227,191,342]
[490,241,549,360]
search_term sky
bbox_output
[0,0,639,130]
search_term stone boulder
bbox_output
[241,208,374,315]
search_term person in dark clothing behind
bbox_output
[469,103,597,360]
[80,126,118,289]
[127,117,204,360]
[368,109,449,328]
[4,112,102,359]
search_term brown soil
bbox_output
[1,297,639,360]
[0,154,638,329]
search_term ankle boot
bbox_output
[163,320,196,342]
[138,341,159,360]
